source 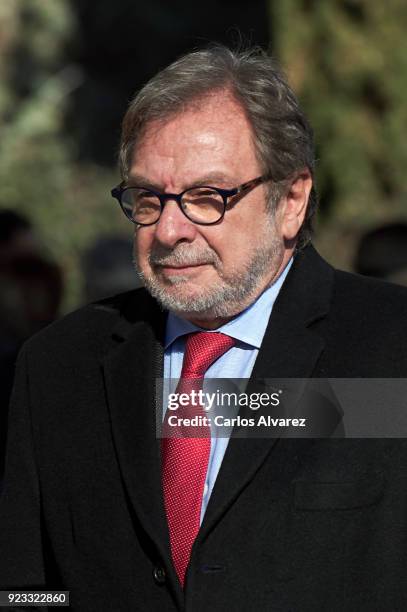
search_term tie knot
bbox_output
[181,331,235,378]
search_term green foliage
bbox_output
[271,0,407,267]
[0,0,126,312]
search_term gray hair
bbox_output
[119,45,317,249]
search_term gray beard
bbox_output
[134,226,284,321]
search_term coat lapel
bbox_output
[101,294,172,564]
[198,246,335,538]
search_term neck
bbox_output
[187,315,231,330]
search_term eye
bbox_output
[183,188,223,205]
[135,192,160,211]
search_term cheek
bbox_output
[215,231,253,270]
[220,220,256,258]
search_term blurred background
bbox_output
[1,0,407,482]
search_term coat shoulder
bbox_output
[317,268,407,376]
[332,268,407,324]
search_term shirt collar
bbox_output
[165,257,293,350]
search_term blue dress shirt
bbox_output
[163,259,292,523]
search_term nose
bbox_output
[153,198,198,248]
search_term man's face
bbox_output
[131,92,288,327]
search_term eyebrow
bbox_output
[126,172,238,191]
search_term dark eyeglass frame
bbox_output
[111,174,271,226]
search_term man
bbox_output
[1,45,407,611]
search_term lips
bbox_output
[159,262,209,269]
[151,257,212,268]
[155,262,213,279]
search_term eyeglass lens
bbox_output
[121,187,225,224]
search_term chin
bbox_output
[152,285,214,312]
[144,281,249,321]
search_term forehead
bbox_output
[130,92,260,185]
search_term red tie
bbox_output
[161,332,235,586]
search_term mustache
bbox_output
[148,244,220,267]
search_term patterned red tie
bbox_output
[161,331,235,586]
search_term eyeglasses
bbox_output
[111,175,271,226]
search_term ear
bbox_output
[278,169,313,241]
